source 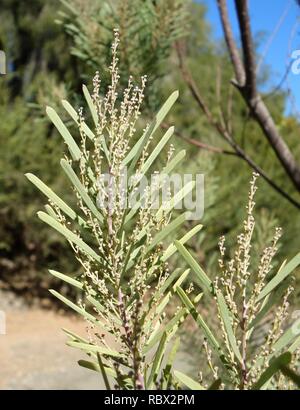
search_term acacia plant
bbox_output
[175,174,300,390]
[27,33,300,390]
[26,31,202,390]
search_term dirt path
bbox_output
[0,293,103,390]
[0,291,193,390]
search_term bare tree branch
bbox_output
[217,0,300,192]
[175,40,300,210]
[234,0,257,97]
[217,0,245,86]
[162,122,236,156]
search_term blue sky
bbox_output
[202,0,300,117]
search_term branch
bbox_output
[223,129,300,210]
[217,0,300,192]
[162,122,236,156]
[234,0,257,97]
[175,41,214,123]
[217,0,245,86]
[175,40,300,210]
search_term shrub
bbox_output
[27,31,201,389]
[175,173,300,389]
[28,33,300,390]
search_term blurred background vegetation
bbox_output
[0,0,299,305]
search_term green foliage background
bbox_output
[0,0,299,303]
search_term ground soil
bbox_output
[0,290,103,389]
[0,290,193,390]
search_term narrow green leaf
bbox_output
[129,183,195,248]
[46,106,81,161]
[60,159,103,223]
[155,268,182,297]
[175,241,212,293]
[255,327,298,371]
[144,308,187,352]
[44,204,58,218]
[63,328,89,344]
[155,181,195,220]
[162,150,186,177]
[78,360,101,372]
[146,213,187,253]
[78,359,119,379]
[82,85,110,161]
[251,352,292,390]
[216,291,243,364]
[288,335,300,354]
[257,253,300,302]
[174,370,204,390]
[138,126,174,178]
[62,99,95,140]
[272,326,297,356]
[82,84,98,127]
[161,337,180,390]
[280,365,300,388]
[147,332,168,389]
[49,269,83,290]
[97,353,111,390]
[176,287,222,356]
[49,270,120,322]
[124,150,186,225]
[50,289,104,329]
[153,269,190,314]
[122,91,179,168]
[249,277,292,329]
[124,244,144,272]
[26,173,78,219]
[176,288,212,341]
[162,224,203,261]
[38,211,101,262]
[68,341,124,358]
